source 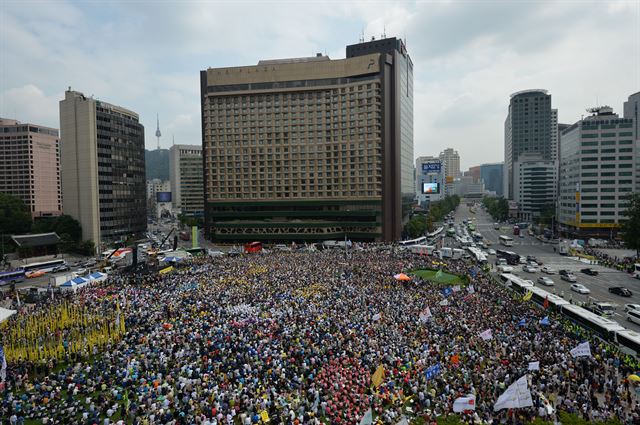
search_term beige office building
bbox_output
[169,144,204,217]
[201,37,413,242]
[59,89,146,245]
[0,118,62,218]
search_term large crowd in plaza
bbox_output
[1,246,640,424]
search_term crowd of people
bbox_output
[582,246,638,274]
[1,246,640,424]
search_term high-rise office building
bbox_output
[169,144,204,217]
[479,162,504,197]
[200,37,413,242]
[59,89,146,245]
[623,91,640,138]
[558,106,635,237]
[513,153,557,221]
[550,109,559,161]
[0,118,62,218]
[415,156,443,205]
[439,148,460,179]
[504,89,553,200]
[464,165,481,182]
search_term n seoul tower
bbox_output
[155,114,162,150]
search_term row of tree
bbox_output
[0,193,94,256]
[482,196,509,222]
[404,195,461,239]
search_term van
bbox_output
[628,309,640,325]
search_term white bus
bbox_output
[399,236,427,247]
[22,259,67,273]
[633,263,640,279]
[499,235,514,247]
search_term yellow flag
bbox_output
[260,410,270,423]
[522,291,533,302]
[371,364,385,388]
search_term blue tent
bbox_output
[161,256,183,262]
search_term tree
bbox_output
[621,193,640,257]
[32,214,82,242]
[405,215,427,238]
[483,196,509,222]
[0,193,32,236]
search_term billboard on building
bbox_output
[156,192,172,203]
[422,162,442,173]
[446,176,454,183]
[422,183,440,194]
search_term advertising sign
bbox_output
[422,162,442,173]
[422,183,440,194]
[156,192,172,203]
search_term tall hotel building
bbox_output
[0,118,62,218]
[200,37,413,242]
[558,106,635,238]
[59,89,146,245]
[169,144,204,217]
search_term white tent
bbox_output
[0,307,17,323]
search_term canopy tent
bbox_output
[394,273,412,281]
[60,276,90,291]
[0,307,17,323]
[87,272,107,282]
[161,256,183,263]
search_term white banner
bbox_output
[372,313,382,322]
[452,285,461,292]
[479,329,493,341]
[494,375,533,411]
[570,341,591,358]
[359,408,373,425]
[467,285,475,294]
[453,395,476,412]
[528,361,540,371]
[439,299,450,306]
[419,307,432,322]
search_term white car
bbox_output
[537,276,555,286]
[523,265,539,273]
[624,304,640,313]
[541,266,555,274]
[488,249,496,255]
[497,265,514,273]
[571,283,591,294]
[519,257,527,264]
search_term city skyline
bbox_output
[1,1,637,169]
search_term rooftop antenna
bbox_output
[382,24,386,39]
[359,28,365,43]
[155,113,162,150]
[172,134,175,146]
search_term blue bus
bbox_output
[0,269,26,286]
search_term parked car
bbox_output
[52,264,70,273]
[570,283,591,294]
[624,304,640,313]
[609,286,633,297]
[523,265,539,273]
[541,266,555,274]
[488,249,496,255]
[537,276,555,286]
[581,268,599,276]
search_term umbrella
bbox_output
[394,273,411,281]
[628,374,640,382]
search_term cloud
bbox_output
[0,85,61,126]
[0,0,637,166]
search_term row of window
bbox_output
[581,139,634,145]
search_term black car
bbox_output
[581,268,599,276]
[559,269,570,276]
[609,286,633,297]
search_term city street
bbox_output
[454,202,640,332]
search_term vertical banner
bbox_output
[192,226,198,249]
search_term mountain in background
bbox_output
[145,149,170,181]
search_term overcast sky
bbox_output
[1,0,638,169]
